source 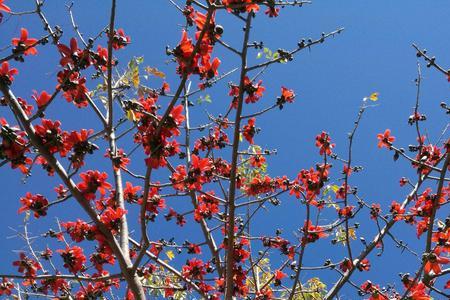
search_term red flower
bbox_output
[187,243,202,254]
[182,258,207,280]
[402,281,430,300]
[243,76,265,104]
[0,118,31,173]
[0,278,14,296]
[339,258,353,272]
[40,276,69,295]
[274,270,287,286]
[12,28,38,56]
[424,251,450,275]
[124,181,141,203]
[301,220,328,244]
[100,207,127,232]
[265,6,280,17]
[105,148,130,171]
[194,192,219,221]
[315,131,334,155]
[390,201,405,221]
[64,129,97,168]
[57,38,90,68]
[243,117,257,144]
[34,119,65,155]
[62,219,96,242]
[13,253,41,278]
[18,192,49,218]
[360,281,389,300]
[57,71,89,107]
[277,86,295,109]
[0,0,11,13]
[32,90,51,108]
[249,152,266,168]
[77,170,112,200]
[357,258,371,271]
[112,28,131,50]
[399,177,408,186]
[0,61,18,85]
[377,129,395,149]
[58,246,86,273]
[338,205,354,218]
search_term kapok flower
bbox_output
[12,28,38,56]
[377,129,395,149]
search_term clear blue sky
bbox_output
[1,1,449,299]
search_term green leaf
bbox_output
[197,94,212,105]
[135,56,144,64]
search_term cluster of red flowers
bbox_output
[262,236,295,260]
[77,170,112,201]
[64,129,97,169]
[138,186,166,221]
[194,192,220,222]
[55,31,129,107]
[132,95,184,169]
[172,8,220,80]
[301,220,328,245]
[100,207,127,232]
[290,164,330,204]
[13,253,41,278]
[0,118,31,173]
[62,219,97,242]
[194,126,229,153]
[18,192,49,218]
[58,246,86,274]
[182,258,209,280]
[229,76,265,107]
[412,142,443,174]
[171,154,213,191]
[242,117,257,144]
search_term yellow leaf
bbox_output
[126,109,137,122]
[145,66,166,79]
[348,228,357,240]
[131,67,140,88]
[369,92,379,101]
[165,250,175,261]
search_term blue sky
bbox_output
[1,0,449,299]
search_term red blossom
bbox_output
[12,28,38,56]
[112,29,131,50]
[0,278,14,296]
[242,117,257,144]
[32,90,51,108]
[0,61,18,85]
[315,131,334,155]
[13,253,41,278]
[58,246,86,273]
[77,170,112,200]
[302,220,328,244]
[100,207,127,232]
[377,129,395,149]
[182,258,208,280]
[18,192,49,218]
[62,219,96,242]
